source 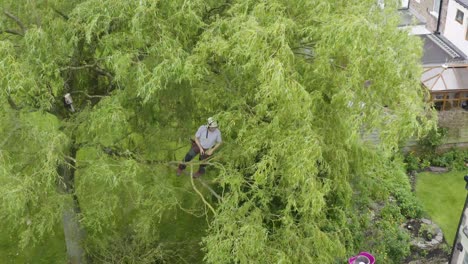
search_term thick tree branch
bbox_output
[61,63,114,82]
[70,90,108,98]
[7,96,20,110]
[190,167,217,214]
[94,65,114,81]
[61,64,96,71]
[80,144,223,202]
[0,123,21,149]
[0,29,24,36]
[3,10,25,34]
[53,8,69,20]
[203,2,232,21]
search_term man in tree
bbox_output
[177,117,222,178]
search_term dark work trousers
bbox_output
[178,144,210,174]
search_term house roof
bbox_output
[455,0,468,9]
[398,9,425,27]
[422,64,468,91]
[419,34,466,65]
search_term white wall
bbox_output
[444,0,468,56]
[401,0,409,8]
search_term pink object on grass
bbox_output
[348,252,375,264]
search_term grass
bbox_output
[415,169,468,244]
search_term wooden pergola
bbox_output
[421,64,468,111]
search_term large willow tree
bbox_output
[0,0,432,263]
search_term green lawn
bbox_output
[415,169,468,244]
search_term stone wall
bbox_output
[364,110,468,151]
[437,109,468,149]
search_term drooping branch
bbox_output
[189,165,217,215]
[3,10,25,35]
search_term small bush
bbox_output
[404,148,468,173]
[431,149,468,171]
[404,152,420,172]
[419,223,437,241]
[371,221,411,263]
[392,187,423,219]
[417,127,447,153]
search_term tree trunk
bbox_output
[62,201,86,264]
[59,147,86,264]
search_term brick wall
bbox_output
[410,0,448,33]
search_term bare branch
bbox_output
[189,164,217,214]
[61,63,114,82]
[60,64,97,71]
[3,10,25,34]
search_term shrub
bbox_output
[417,127,447,153]
[404,152,420,172]
[431,148,468,171]
[403,148,468,173]
[419,223,437,241]
[392,187,423,219]
[366,220,411,263]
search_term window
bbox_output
[456,10,465,24]
[431,0,441,17]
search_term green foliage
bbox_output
[404,148,468,172]
[418,223,437,241]
[417,126,447,153]
[431,148,468,171]
[358,202,411,264]
[0,111,67,249]
[391,187,423,219]
[404,152,421,172]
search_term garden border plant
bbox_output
[404,126,468,173]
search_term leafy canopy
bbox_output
[0,0,432,263]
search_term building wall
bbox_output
[410,0,448,33]
[444,0,468,55]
